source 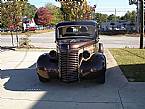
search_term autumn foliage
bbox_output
[34,7,52,26]
[1,1,26,29]
[58,0,95,21]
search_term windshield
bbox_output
[57,25,96,39]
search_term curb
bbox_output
[15,48,56,52]
[104,49,128,83]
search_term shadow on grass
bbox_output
[119,64,145,82]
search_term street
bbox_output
[0,32,55,48]
[1,32,144,48]
[100,35,142,48]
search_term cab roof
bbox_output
[56,20,98,28]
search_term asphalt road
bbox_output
[100,35,142,48]
[1,32,144,48]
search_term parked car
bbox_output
[36,20,106,83]
[9,28,22,32]
[0,28,3,32]
[25,27,36,31]
[0,28,10,32]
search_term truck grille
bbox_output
[59,50,79,82]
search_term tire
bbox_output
[96,56,106,84]
[37,73,49,83]
[96,70,105,84]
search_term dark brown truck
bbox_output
[36,20,106,84]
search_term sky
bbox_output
[28,0,136,16]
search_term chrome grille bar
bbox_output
[59,50,79,82]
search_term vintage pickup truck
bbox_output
[36,20,106,83]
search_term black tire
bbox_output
[37,73,49,83]
[96,56,106,84]
[96,70,105,84]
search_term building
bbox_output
[100,20,136,32]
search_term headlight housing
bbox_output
[82,50,90,59]
[49,50,57,59]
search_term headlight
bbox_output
[82,50,90,59]
[49,50,57,58]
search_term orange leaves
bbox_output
[34,7,52,26]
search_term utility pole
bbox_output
[129,0,144,49]
[0,0,2,27]
[140,0,144,49]
[115,8,117,21]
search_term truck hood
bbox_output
[58,39,96,49]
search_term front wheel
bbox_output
[37,73,49,83]
[96,70,105,84]
[96,57,106,84]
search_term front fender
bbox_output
[79,53,106,75]
[36,53,58,79]
[37,53,58,71]
[92,53,106,71]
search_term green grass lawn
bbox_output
[109,48,145,82]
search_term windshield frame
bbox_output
[56,25,96,40]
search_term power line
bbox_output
[96,10,132,12]
[96,7,136,13]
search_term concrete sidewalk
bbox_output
[0,49,50,69]
[0,49,145,109]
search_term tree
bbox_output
[1,0,27,29]
[34,7,52,26]
[57,0,94,21]
[1,0,28,47]
[120,11,136,22]
[23,3,37,19]
[107,14,120,21]
[95,13,108,24]
[45,3,63,25]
